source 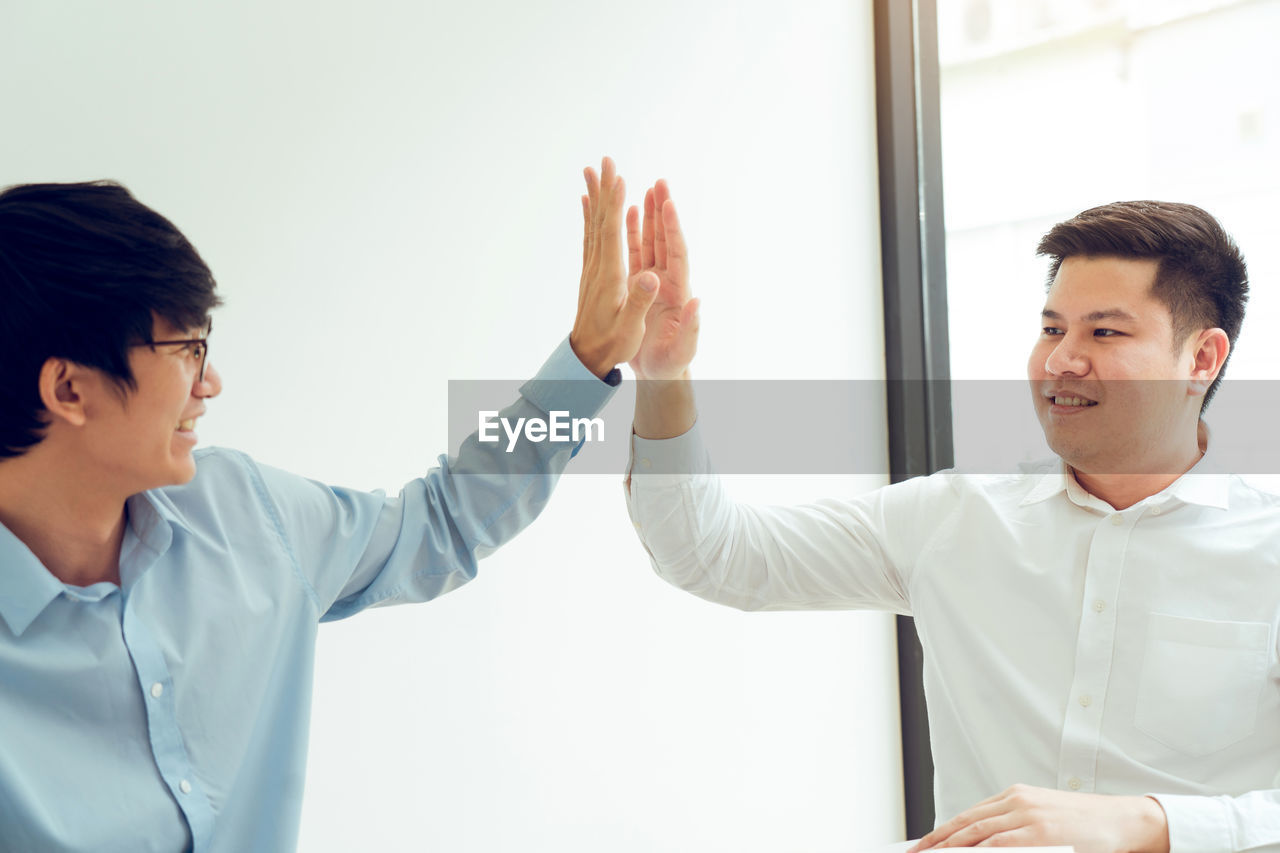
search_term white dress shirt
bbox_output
[625,422,1280,853]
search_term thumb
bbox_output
[624,271,660,319]
[682,296,701,328]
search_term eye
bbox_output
[1041,326,1063,336]
[1093,328,1123,337]
[189,342,207,359]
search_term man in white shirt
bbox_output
[621,191,1277,852]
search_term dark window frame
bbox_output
[873,0,951,838]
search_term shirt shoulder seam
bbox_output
[220,449,324,615]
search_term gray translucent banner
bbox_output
[448,379,1280,476]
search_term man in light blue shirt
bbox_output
[0,158,656,851]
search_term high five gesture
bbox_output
[569,157,662,379]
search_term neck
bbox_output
[1070,421,1207,510]
[0,444,129,587]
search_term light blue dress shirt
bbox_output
[0,339,615,853]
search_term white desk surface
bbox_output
[867,843,1073,853]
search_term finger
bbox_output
[579,194,593,311]
[911,802,1006,852]
[673,297,701,365]
[976,827,1035,847]
[652,179,670,271]
[600,174,625,275]
[597,158,616,228]
[682,297,701,329]
[624,271,660,321]
[641,187,656,269]
[931,814,1019,849]
[626,205,642,278]
[582,195,591,266]
[584,166,600,214]
[661,197,689,296]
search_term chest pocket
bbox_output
[1134,612,1270,756]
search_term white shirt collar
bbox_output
[1019,422,1230,511]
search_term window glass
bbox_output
[939,0,1280,464]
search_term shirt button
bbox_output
[179,779,192,794]
[150,683,164,699]
[1079,694,1092,707]
[1110,514,1124,526]
[640,458,652,469]
[1092,600,1107,613]
[1067,777,1082,791]
[1150,506,1162,516]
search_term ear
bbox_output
[37,357,90,428]
[1186,328,1231,397]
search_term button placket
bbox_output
[120,597,215,846]
[1057,511,1132,793]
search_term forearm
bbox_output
[304,337,617,616]
[633,370,696,439]
[625,424,912,612]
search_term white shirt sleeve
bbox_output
[1152,790,1280,853]
[623,420,946,614]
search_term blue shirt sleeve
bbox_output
[246,336,616,620]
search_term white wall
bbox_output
[2,1,903,849]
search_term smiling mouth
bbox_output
[177,419,197,431]
[1051,396,1097,408]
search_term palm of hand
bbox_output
[626,180,699,381]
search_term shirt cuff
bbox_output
[520,336,620,420]
[629,419,712,480]
[1147,793,1233,853]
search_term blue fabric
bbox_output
[0,338,615,853]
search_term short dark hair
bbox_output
[0,181,221,458]
[1037,200,1248,409]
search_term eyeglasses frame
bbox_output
[132,319,213,383]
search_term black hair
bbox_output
[1037,200,1248,410]
[0,180,221,457]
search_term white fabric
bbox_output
[625,422,1280,853]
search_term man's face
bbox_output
[1027,256,1202,475]
[84,318,221,493]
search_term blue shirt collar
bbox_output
[0,520,64,637]
[0,489,188,637]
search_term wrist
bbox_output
[635,368,691,387]
[633,371,696,440]
[1128,796,1170,853]
[568,332,616,381]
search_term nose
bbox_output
[195,362,223,398]
[1043,333,1089,377]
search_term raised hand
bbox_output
[569,157,661,379]
[627,179,700,381]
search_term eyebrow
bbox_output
[1041,308,1140,323]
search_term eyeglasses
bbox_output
[133,320,213,383]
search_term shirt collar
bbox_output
[130,488,193,539]
[1019,431,1231,511]
[1020,462,1070,507]
[1162,442,1231,509]
[0,490,189,637]
[0,521,65,637]
[117,490,189,590]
